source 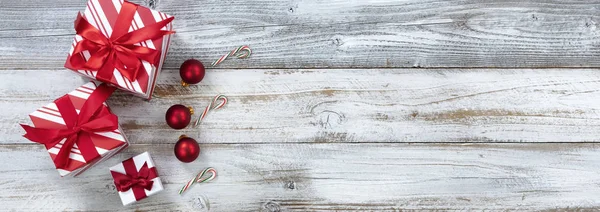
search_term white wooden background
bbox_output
[2,0,600,211]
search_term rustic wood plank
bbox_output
[1,0,600,69]
[1,143,600,211]
[4,68,600,144]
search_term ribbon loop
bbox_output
[112,162,155,192]
[21,84,117,169]
[111,161,158,200]
[69,1,174,82]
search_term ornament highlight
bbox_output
[180,59,205,86]
[174,135,200,163]
[166,104,194,129]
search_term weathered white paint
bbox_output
[1,0,599,69]
[1,143,600,211]
[5,69,600,144]
[2,0,600,210]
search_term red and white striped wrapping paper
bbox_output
[64,0,173,100]
[27,82,129,177]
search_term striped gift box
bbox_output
[109,152,163,206]
[64,0,173,100]
[27,82,129,177]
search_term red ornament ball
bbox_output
[179,59,205,86]
[165,104,192,129]
[174,136,200,163]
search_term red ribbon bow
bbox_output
[111,159,158,200]
[21,84,117,169]
[69,1,174,82]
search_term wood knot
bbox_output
[144,0,159,9]
[315,110,346,129]
[285,181,296,190]
[192,196,210,211]
[287,4,297,14]
[332,36,343,46]
[261,201,281,212]
[410,111,419,119]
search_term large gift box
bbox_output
[110,152,163,206]
[21,82,129,177]
[64,0,174,99]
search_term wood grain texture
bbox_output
[1,0,600,69]
[2,143,600,211]
[5,68,600,144]
[2,0,600,210]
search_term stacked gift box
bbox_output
[20,0,174,205]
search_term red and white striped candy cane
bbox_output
[179,167,217,194]
[211,45,251,67]
[194,94,228,127]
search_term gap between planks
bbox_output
[5,67,600,71]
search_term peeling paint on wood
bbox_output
[1,143,600,211]
[4,69,600,144]
[2,0,600,210]
[1,0,600,69]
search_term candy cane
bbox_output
[179,167,217,194]
[194,94,228,127]
[211,45,251,66]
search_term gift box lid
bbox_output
[65,0,174,99]
[24,81,128,177]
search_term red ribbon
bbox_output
[111,159,157,200]
[69,1,174,82]
[21,84,117,169]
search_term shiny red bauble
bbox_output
[174,135,200,163]
[165,104,193,129]
[179,59,205,86]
